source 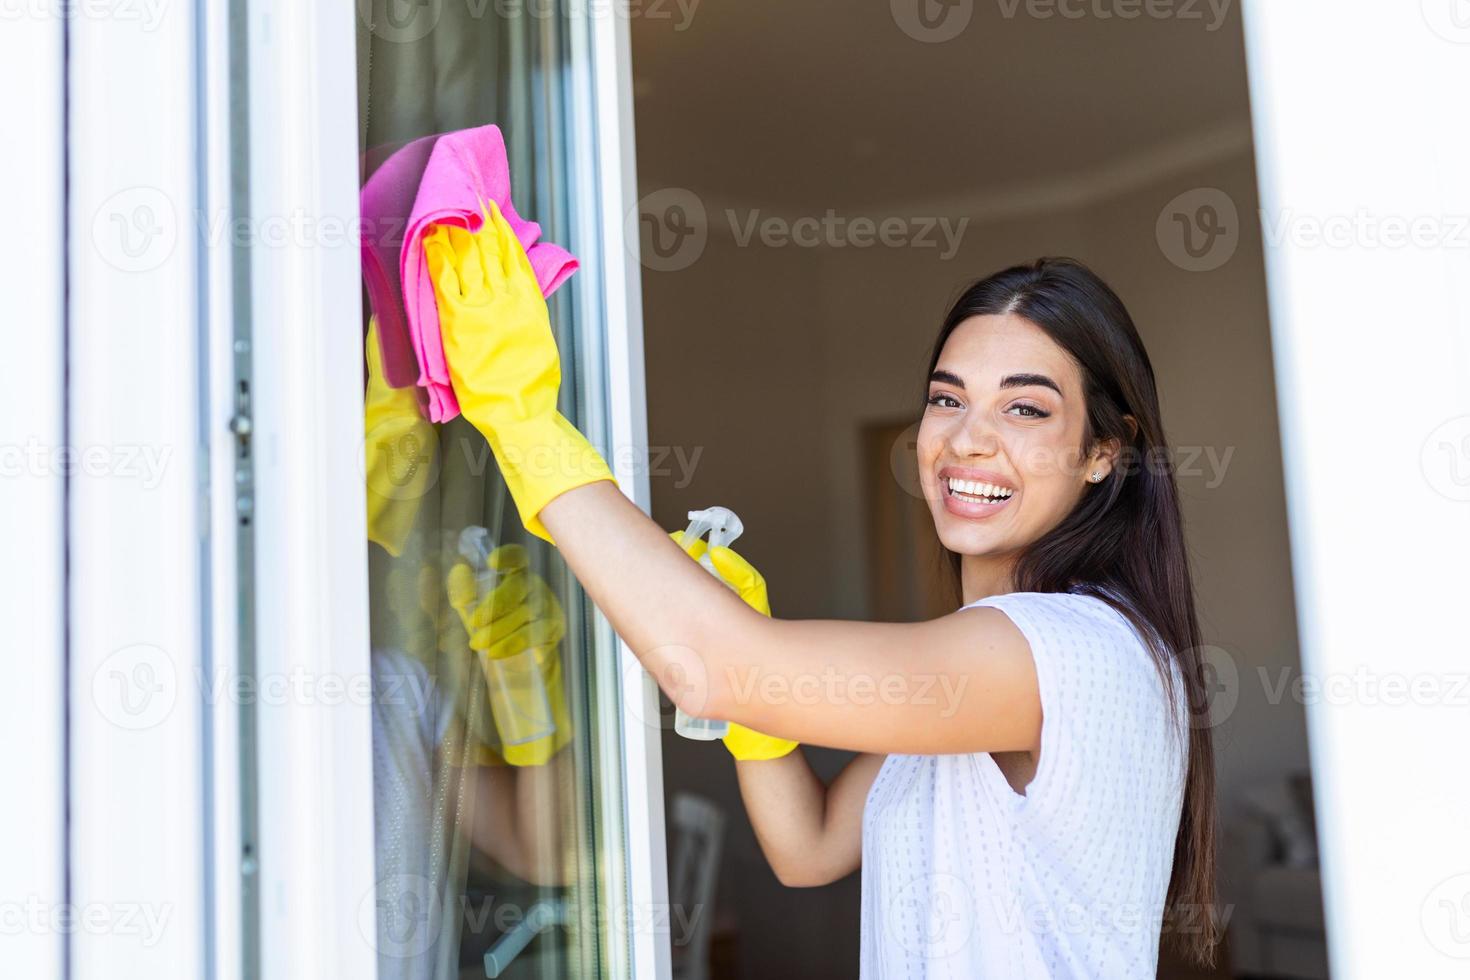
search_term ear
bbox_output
[1085,437,1122,481]
[1086,416,1136,482]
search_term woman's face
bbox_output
[917,313,1112,562]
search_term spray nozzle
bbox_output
[679,506,744,579]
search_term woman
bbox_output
[424,204,1220,976]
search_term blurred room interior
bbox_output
[633,4,1324,978]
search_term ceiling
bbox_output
[630,0,1253,212]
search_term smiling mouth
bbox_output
[945,476,1015,505]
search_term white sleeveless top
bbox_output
[859,591,1188,979]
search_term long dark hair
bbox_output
[924,257,1220,966]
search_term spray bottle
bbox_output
[673,506,744,741]
[457,525,555,747]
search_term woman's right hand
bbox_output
[667,530,797,761]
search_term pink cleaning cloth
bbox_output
[359,125,580,421]
[360,134,437,396]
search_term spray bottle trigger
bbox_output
[683,506,743,581]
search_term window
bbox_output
[354,5,644,976]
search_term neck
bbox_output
[959,552,1019,605]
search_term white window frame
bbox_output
[1243,3,1470,978]
[66,4,210,979]
[1,10,66,980]
[583,9,672,980]
[234,1,379,976]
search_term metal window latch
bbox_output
[230,377,253,522]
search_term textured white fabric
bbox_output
[859,591,1188,979]
[370,647,456,980]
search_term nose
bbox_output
[946,408,1000,458]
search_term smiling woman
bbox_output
[909,259,1220,970]
[429,220,1220,976]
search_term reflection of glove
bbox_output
[364,317,438,557]
[447,542,571,766]
[669,531,799,762]
[424,202,615,544]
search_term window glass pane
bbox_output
[355,4,622,977]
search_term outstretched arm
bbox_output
[426,205,1041,758]
[539,481,1042,757]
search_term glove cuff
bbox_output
[481,413,617,543]
[722,723,799,762]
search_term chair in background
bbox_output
[1220,771,1328,979]
[668,792,726,980]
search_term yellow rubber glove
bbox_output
[364,317,437,557]
[669,531,799,762]
[447,542,572,766]
[424,202,616,544]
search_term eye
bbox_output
[1007,402,1050,419]
[926,392,962,409]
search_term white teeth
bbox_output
[946,477,1013,500]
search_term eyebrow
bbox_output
[929,369,1063,397]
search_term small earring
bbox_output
[1090,471,1103,482]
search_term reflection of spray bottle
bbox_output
[674,506,744,741]
[457,526,497,592]
[456,525,555,747]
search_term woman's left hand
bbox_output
[669,531,799,761]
